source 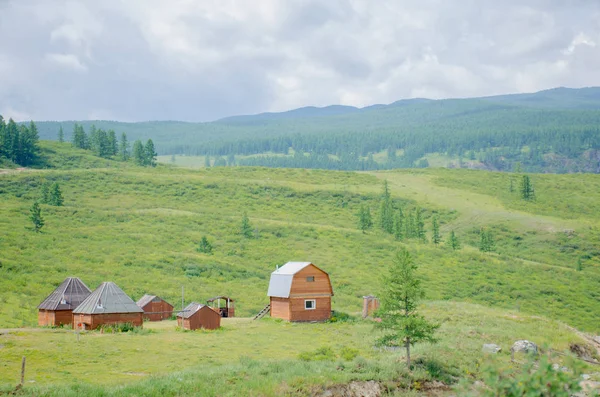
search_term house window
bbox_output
[305,299,316,310]
[306,276,315,282]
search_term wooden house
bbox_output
[137,294,174,321]
[72,282,144,330]
[267,262,333,322]
[206,296,235,318]
[37,277,92,326]
[177,302,221,330]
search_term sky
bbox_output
[1,0,599,122]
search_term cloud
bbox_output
[0,0,599,121]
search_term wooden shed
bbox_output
[137,294,174,321]
[267,262,333,322]
[177,302,221,330]
[206,296,235,318]
[38,277,92,326]
[72,282,144,330]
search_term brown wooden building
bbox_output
[38,277,92,326]
[267,262,333,322]
[72,282,144,330]
[206,296,235,318]
[362,295,380,318]
[177,302,221,330]
[137,294,174,321]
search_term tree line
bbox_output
[0,116,40,166]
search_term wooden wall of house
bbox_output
[289,265,333,297]
[270,297,291,320]
[38,310,73,327]
[142,300,173,321]
[73,312,143,330]
[177,307,221,330]
[289,296,331,322]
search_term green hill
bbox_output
[1,142,600,394]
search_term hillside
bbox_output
[30,87,600,173]
[1,143,600,394]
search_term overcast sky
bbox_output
[1,0,599,122]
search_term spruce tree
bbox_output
[197,236,213,254]
[132,140,145,165]
[520,175,535,201]
[108,130,118,156]
[394,208,404,240]
[29,201,44,232]
[415,208,426,242]
[49,183,64,206]
[357,204,373,233]
[378,180,394,234]
[376,249,439,369]
[58,126,64,143]
[97,129,110,157]
[40,182,50,204]
[119,133,130,161]
[241,212,253,238]
[0,115,5,159]
[144,139,157,167]
[88,125,99,154]
[447,230,460,250]
[432,215,441,245]
[404,212,415,239]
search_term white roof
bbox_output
[267,262,313,298]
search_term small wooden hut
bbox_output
[206,296,235,318]
[72,282,143,330]
[362,295,380,318]
[137,294,174,321]
[38,277,92,326]
[267,262,333,322]
[177,302,221,330]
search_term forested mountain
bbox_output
[31,87,600,173]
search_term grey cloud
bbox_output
[0,0,599,121]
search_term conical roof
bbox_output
[38,277,92,311]
[73,282,143,314]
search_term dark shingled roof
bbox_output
[38,277,92,311]
[177,302,207,319]
[73,282,143,314]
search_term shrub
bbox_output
[298,346,337,361]
[339,346,359,361]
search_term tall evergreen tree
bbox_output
[132,140,145,165]
[108,130,118,156]
[357,204,373,233]
[431,215,441,245]
[5,119,20,163]
[49,183,64,206]
[520,175,535,201]
[376,249,439,369]
[58,126,64,143]
[40,182,50,204]
[0,115,6,159]
[446,230,460,250]
[404,211,416,239]
[414,207,426,242]
[197,236,213,254]
[394,208,404,240]
[72,124,88,149]
[378,180,394,234]
[144,139,157,167]
[119,133,130,161]
[29,201,44,232]
[240,212,253,238]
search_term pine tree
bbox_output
[29,201,44,232]
[394,208,404,240]
[404,212,415,239]
[119,133,130,161]
[0,115,5,159]
[72,124,88,149]
[378,180,394,234]
[197,236,213,254]
[144,139,157,167]
[108,130,118,156]
[88,125,99,154]
[132,140,145,165]
[40,182,50,204]
[58,126,64,143]
[432,215,441,245]
[520,175,535,201]
[357,204,373,233]
[446,230,460,250]
[415,208,426,242]
[376,249,439,369]
[97,129,110,157]
[49,183,64,206]
[241,212,253,238]
[204,155,211,168]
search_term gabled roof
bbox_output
[137,294,173,309]
[267,262,331,298]
[178,302,211,319]
[73,282,143,314]
[38,277,92,311]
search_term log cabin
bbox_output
[137,294,174,321]
[72,282,143,330]
[267,262,333,322]
[177,302,221,330]
[38,277,92,326]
